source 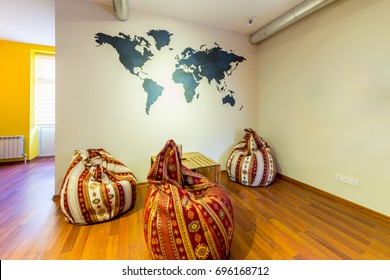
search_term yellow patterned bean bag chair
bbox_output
[60,148,137,225]
[227,128,276,187]
[144,140,234,260]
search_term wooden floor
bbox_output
[0,157,389,260]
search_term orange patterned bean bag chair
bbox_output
[227,128,276,187]
[60,148,137,225]
[144,140,234,260]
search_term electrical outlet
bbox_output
[350,178,359,187]
[336,173,359,187]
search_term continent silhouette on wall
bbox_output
[173,43,246,106]
[95,30,245,115]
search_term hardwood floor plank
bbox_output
[251,225,293,260]
[44,222,73,259]
[105,234,119,259]
[1,158,389,260]
[60,225,81,254]
[63,225,91,260]
[303,229,353,259]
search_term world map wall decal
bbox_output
[94,29,246,115]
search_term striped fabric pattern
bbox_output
[60,148,137,225]
[227,128,276,187]
[144,140,234,260]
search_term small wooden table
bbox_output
[151,152,220,183]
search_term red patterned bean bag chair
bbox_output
[144,140,234,260]
[227,128,276,187]
[60,148,137,225]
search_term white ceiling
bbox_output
[0,0,306,46]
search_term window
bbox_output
[35,54,55,125]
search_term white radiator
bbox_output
[0,135,26,161]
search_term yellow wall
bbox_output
[0,40,55,161]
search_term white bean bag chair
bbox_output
[60,148,137,225]
[227,128,276,187]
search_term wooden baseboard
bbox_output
[0,159,28,166]
[276,173,390,222]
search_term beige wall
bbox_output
[56,0,390,216]
[257,0,390,215]
[55,0,257,193]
